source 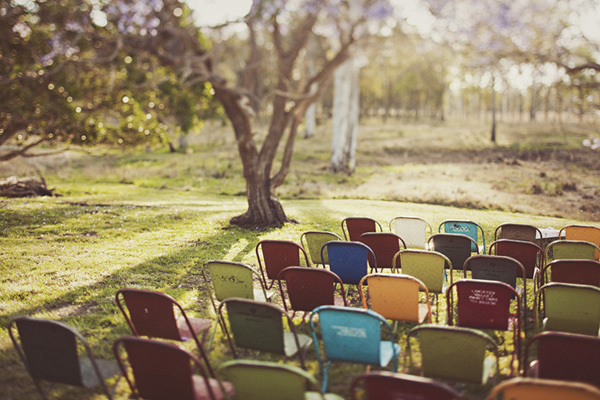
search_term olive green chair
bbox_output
[300,231,343,267]
[219,359,343,400]
[545,240,600,264]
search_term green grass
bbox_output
[0,119,597,399]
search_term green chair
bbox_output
[218,298,312,369]
[535,282,600,335]
[219,359,343,400]
[545,240,600,264]
[407,324,499,385]
[559,224,600,260]
[300,231,343,267]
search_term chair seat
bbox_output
[543,317,600,336]
[417,304,430,324]
[333,296,346,307]
[306,392,345,400]
[191,376,234,400]
[379,342,401,368]
[177,316,212,341]
[253,288,276,302]
[79,357,121,388]
[283,332,313,358]
[482,355,497,385]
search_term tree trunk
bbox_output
[491,77,497,143]
[304,83,318,138]
[331,58,360,173]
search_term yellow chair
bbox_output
[486,377,600,400]
[359,273,431,329]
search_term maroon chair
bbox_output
[542,259,600,287]
[278,267,347,321]
[255,239,310,289]
[341,217,382,241]
[525,331,600,388]
[359,232,407,271]
[447,279,522,375]
[115,288,213,376]
[490,239,544,285]
[351,371,462,400]
[113,336,233,400]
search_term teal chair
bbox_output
[219,359,343,400]
[309,305,400,392]
[439,219,486,254]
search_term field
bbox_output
[0,118,598,399]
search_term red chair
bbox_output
[446,279,522,375]
[525,331,600,388]
[341,217,382,241]
[542,259,600,287]
[113,336,233,400]
[255,239,310,289]
[278,267,347,321]
[359,232,406,271]
[351,371,462,400]
[490,239,544,287]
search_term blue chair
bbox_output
[309,305,400,392]
[439,219,486,254]
[321,241,376,287]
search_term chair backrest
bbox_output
[537,282,600,336]
[447,279,519,332]
[545,240,600,264]
[428,233,478,271]
[490,239,543,279]
[359,273,431,323]
[542,259,600,287]
[526,331,600,387]
[113,336,216,400]
[116,288,185,341]
[218,298,289,355]
[439,220,485,253]
[351,371,462,400]
[278,266,346,313]
[486,377,600,400]
[341,217,382,241]
[464,254,526,291]
[560,224,600,259]
[219,359,325,400]
[393,249,451,293]
[310,306,396,367]
[494,223,542,243]
[322,241,375,285]
[407,324,498,384]
[203,260,264,302]
[359,232,406,270]
[389,216,432,249]
[8,316,108,391]
[255,239,310,284]
[300,231,342,266]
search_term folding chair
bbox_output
[490,239,544,290]
[113,336,233,400]
[545,240,600,264]
[321,241,376,289]
[525,331,600,387]
[359,273,431,330]
[486,377,600,400]
[300,230,343,267]
[389,216,432,249]
[393,249,452,322]
[428,233,479,273]
[359,232,406,270]
[278,266,347,322]
[494,223,542,244]
[219,359,344,400]
[255,239,310,289]
[351,371,463,400]
[439,219,486,254]
[218,298,312,369]
[407,324,499,385]
[542,259,600,287]
[341,217,382,241]
[559,224,600,259]
[115,288,214,375]
[8,316,120,400]
[446,279,522,375]
[202,260,276,348]
[535,282,600,336]
[310,305,400,392]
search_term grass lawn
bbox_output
[0,118,598,399]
